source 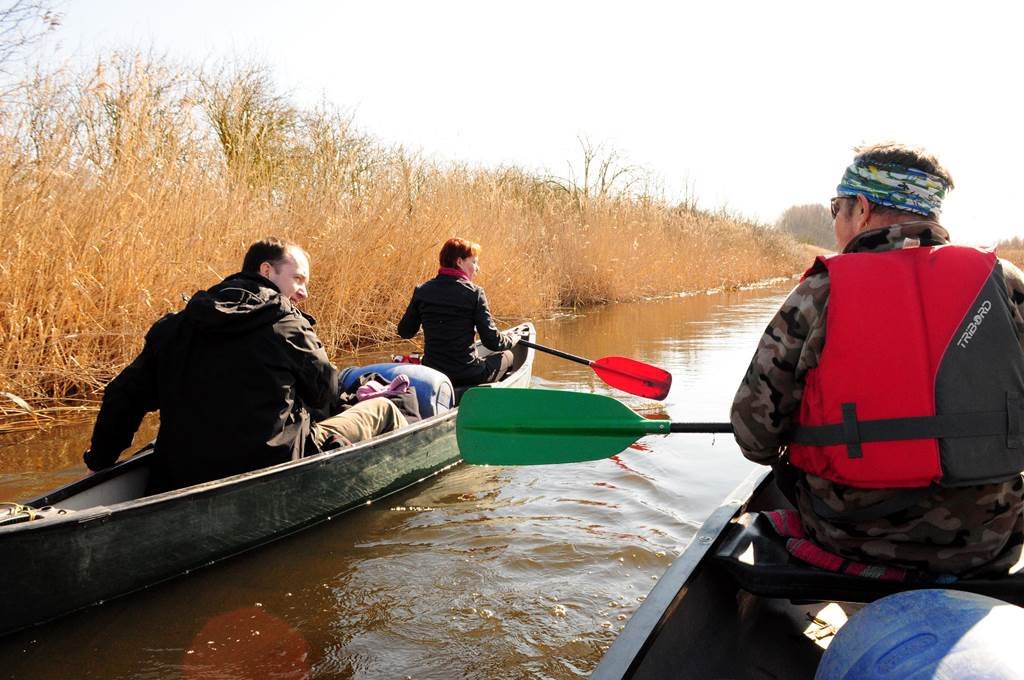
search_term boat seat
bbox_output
[712,511,1024,606]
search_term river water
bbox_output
[0,280,792,679]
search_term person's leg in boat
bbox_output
[481,350,514,383]
[315,398,408,447]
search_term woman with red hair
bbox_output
[398,237,519,386]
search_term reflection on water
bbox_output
[0,281,793,679]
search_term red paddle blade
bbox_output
[591,356,672,400]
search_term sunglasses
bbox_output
[830,196,855,219]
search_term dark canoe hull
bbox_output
[0,324,535,637]
[594,466,1024,679]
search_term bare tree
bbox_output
[547,137,641,211]
[0,1,62,75]
[197,60,297,187]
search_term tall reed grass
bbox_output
[0,53,805,418]
[1000,251,1024,268]
[995,238,1024,271]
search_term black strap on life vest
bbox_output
[791,393,1024,460]
[805,486,936,522]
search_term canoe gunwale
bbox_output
[14,412,448,521]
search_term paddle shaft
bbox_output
[517,339,673,399]
[670,422,733,433]
[518,339,592,366]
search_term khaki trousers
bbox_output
[312,398,408,450]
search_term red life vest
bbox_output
[788,245,1024,489]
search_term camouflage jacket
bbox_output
[731,222,1024,576]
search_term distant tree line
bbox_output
[776,207,1024,256]
[996,237,1024,271]
[775,203,834,250]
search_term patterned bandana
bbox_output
[836,161,949,217]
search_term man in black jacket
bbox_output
[85,237,406,492]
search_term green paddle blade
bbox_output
[456,388,670,465]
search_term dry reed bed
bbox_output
[0,53,805,420]
[999,249,1024,270]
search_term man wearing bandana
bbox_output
[732,142,1024,577]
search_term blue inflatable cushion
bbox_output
[340,363,454,418]
[816,588,1024,679]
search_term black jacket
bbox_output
[397,274,514,383]
[87,272,339,491]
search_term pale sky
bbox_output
[38,0,1024,244]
